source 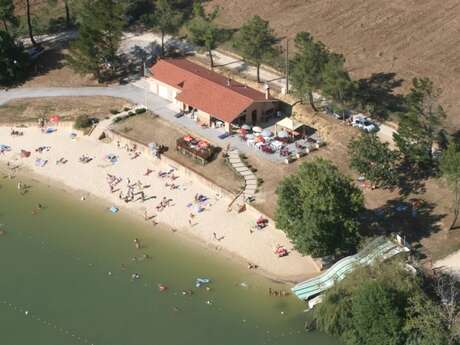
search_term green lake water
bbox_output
[0,177,340,345]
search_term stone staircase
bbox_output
[227,149,257,201]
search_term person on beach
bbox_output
[134,238,141,249]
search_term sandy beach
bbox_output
[0,124,319,282]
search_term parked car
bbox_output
[352,114,378,133]
[174,111,184,118]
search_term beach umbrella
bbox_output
[241,124,251,130]
[49,115,61,123]
[252,126,263,133]
[184,135,193,142]
[261,129,273,137]
[277,130,289,138]
[255,135,265,143]
[198,140,209,148]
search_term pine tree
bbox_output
[0,0,17,33]
[290,32,329,111]
[68,0,125,82]
[25,0,36,46]
[233,15,279,83]
[145,0,183,56]
[0,30,28,86]
[440,142,460,230]
[322,53,355,116]
[393,78,446,170]
[187,1,222,68]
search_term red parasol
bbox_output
[183,135,194,142]
[198,140,209,148]
[255,135,265,143]
[49,115,61,123]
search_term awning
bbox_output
[276,117,304,131]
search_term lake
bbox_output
[0,176,340,345]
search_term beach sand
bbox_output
[0,125,319,282]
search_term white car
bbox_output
[352,114,378,133]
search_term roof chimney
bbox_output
[264,83,270,100]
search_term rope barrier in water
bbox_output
[0,299,95,344]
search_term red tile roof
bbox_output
[150,58,273,123]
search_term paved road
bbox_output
[0,84,169,114]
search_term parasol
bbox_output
[49,115,61,123]
[277,130,289,138]
[261,129,273,137]
[241,124,251,130]
[252,126,263,133]
[255,135,265,143]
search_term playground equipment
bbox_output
[292,236,409,302]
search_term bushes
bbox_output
[74,115,94,129]
[135,107,146,114]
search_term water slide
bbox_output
[292,237,409,301]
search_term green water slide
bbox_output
[292,237,408,301]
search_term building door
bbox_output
[251,110,257,124]
[158,84,171,100]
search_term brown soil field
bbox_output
[207,0,460,131]
[0,97,130,123]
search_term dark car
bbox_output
[174,111,184,118]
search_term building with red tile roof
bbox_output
[149,58,278,131]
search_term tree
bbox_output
[0,30,28,86]
[322,52,355,115]
[315,262,459,345]
[145,0,183,56]
[0,0,17,33]
[25,0,37,46]
[289,32,329,111]
[275,158,364,257]
[440,142,460,230]
[405,292,449,345]
[350,281,405,345]
[348,133,399,188]
[48,0,74,28]
[434,273,460,345]
[233,15,278,83]
[187,1,222,68]
[393,78,446,170]
[68,0,125,81]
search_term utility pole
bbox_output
[285,38,289,94]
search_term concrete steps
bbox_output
[227,149,258,201]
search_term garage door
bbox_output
[158,84,172,100]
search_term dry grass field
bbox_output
[0,97,130,123]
